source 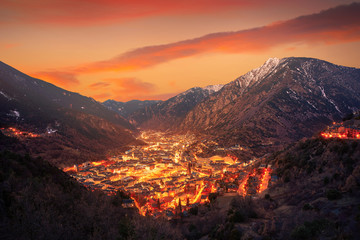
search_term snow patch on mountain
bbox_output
[0,91,12,100]
[319,86,341,113]
[202,84,223,93]
[178,84,222,98]
[236,57,280,88]
[7,110,20,119]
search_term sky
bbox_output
[1,0,360,102]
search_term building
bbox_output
[122,199,135,208]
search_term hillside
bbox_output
[103,99,162,118]
[258,135,360,239]
[193,122,360,239]
[0,140,181,240]
[181,57,360,155]
[0,61,140,166]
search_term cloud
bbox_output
[72,3,360,73]
[32,71,79,87]
[168,80,177,88]
[88,78,177,101]
[88,82,111,89]
[107,77,156,101]
[0,0,277,26]
[1,43,19,49]
[90,92,112,100]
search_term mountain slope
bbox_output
[260,135,360,239]
[130,85,223,130]
[181,57,360,155]
[103,99,162,118]
[0,61,139,166]
[0,61,134,130]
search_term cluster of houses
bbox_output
[321,120,360,139]
[65,131,277,219]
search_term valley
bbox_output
[65,131,273,218]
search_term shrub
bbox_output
[302,203,314,211]
[326,189,342,200]
[208,193,218,203]
[291,219,330,239]
[189,206,198,215]
[323,176,329,185]
[229,228,242,240]
[229,210,246,223]
[291,225,311,239]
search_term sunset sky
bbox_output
[1,0,360,102]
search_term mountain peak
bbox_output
[236,57,281,88]
[202,84,224,93]
[181,57,360,155]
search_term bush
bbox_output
[302,203,314,211]
[291,225,311,239]
[228,196,258,223]
[189,206,198,215]
[323,176,329,185]
[291,219,330,239]
[208,192,218,203]
[229,210,246,223]
[326,189,342,200]
[229,228,242,240]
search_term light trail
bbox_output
[191,184,206,204]
[258,168,271,193]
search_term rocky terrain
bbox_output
[181,57,360,155]
[103,99,162,118]
[129,85,223,130]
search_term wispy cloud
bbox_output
[0,0,277,26]
[1,43,19,49]
[88,82,111,89]
[71,3,360,73]
[91,92,112,100]
[111,77,155,93]
[87,78,177,101]
[32,71,79,87]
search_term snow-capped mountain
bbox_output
[181,57,360,155]
[130,84,223,130]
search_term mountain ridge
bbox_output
[103,99,162,118]
[179,57,360,155]
[129,84,223,130]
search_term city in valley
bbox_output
[64,131,274,218]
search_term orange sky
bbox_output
[1,0,360,102]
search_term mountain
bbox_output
[129,84,223,130]
[103,99,162,118]
[0,61,140,166]
[181,57,360,155]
